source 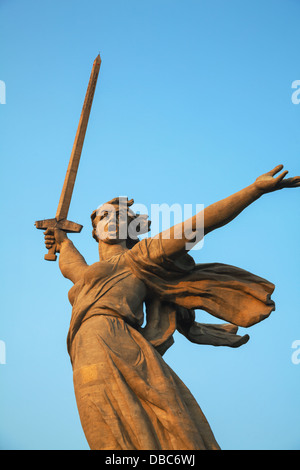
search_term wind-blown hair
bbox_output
[91,197,151,249]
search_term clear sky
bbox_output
[0,0,299,450]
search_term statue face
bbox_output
[95,207,127,244]
[93,198,150,246]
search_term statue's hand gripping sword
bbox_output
[35,54,101,261]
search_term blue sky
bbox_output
[0,0,299,450]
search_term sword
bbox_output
[35,54,101,261]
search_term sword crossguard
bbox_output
[34,218,83,261]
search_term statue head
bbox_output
[91,197,151,249]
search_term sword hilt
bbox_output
[45,244,58,261]
[34,218,83,261]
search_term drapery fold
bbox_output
[126,237,275,354]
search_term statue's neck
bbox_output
[98,240,128,261]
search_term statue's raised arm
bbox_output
[156,164,300,259]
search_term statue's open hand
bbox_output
[255,164,300,193]
[44,228,68,253]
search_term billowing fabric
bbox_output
[126,236,275,352]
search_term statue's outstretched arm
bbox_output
[202,164,299,234]
[44,228,88,283]
[157,165,300,259]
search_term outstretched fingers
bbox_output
[275,170,289,183]
[280,176,300,188]
[265,165,300,188]
[267,164,284,176]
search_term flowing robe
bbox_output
[63,236,275,450]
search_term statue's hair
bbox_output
[91,197,151,249]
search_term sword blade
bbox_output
[55,54,101,221]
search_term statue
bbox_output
[36,56,300,450]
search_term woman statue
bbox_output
[45,164,299,450]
